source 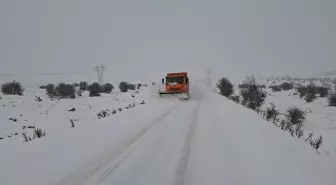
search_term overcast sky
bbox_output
[0,0,335,84]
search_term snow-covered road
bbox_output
[54,85,336,185]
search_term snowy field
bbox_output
[0,78,336,185]
[0,86,150,143]
[254,78,336,157]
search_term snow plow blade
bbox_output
[158,91,189,100]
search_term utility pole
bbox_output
[205,69,212,87]
[94,65,106,84]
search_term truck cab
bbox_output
[159,72,190,100]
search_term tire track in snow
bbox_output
[94,100,201,185]
[174,100,202,185]
[56,102,181,185]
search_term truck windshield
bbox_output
[166,76,184,84]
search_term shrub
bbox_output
[285,106,306,125]
[316,86,330,97]
[1,81,24,95]
[39,85,46,89]
[297,84,317,99]
[270,86,281,92]
[70,119,75,128]
[240,76,266,110]
[88,82,103,97]
[217,78,234,97]
[127,84,136,90]
[55,83,76,99]
[306,84,317,94]
[294,123,304,139]
[238,84,249,89]
[72,83,79,87]
[304,93,317,103]
[137,83,142,89]
[22,128,46,142]
[102,83,114,93]
[119,82,128,92]
[21,132,32,142]
[79,81,88,91]
[285,122,295,137]
[97,109,109,119]
[309,135,323,150]
[328,93,336,106]
[305,132,315,142]
[297,87,307,98]
[280,120,288,130]
[230,95,240,104]
[33,128,46,138]
[265,103,279,121]
[279,82,294,91]
[45,84,55,96]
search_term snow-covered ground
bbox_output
[1,79,336,185]
[256,78,336,157]
[0,86,149,143]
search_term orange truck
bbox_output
[158,72,190,100]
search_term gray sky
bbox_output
[0,0,335,84]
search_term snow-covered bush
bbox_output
[217,77,234,98]
[33,128,46,138]
[265,103,279,121]
[137,83,142,89]
[294,123,304,139]
[88,82,103,97]
[72,83,79,88]
[240,76,266,110]
[79,81,88,91]
[269,85,281,92]
[1,81,24,95]
[328,93,336,106]
[21,132,31,142]
[102,83,114,93]
[45,84,55,96]
[304,93,317,103]
[297,87,307,98]
[297,84,317,99]
[55,83,76,99]
[285,106,306,125]
[127,84,136,90]
[280,120,288,130]
[279,82,294,91]
[309,135,324,150]
[230,95,240,104]
[297,85,330,100]
[97,109,117,119]
[119,82,128,92]
[238,84,249,89]
[316,86,330,97]
[70,119,75,128]
[21,128,46,142]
